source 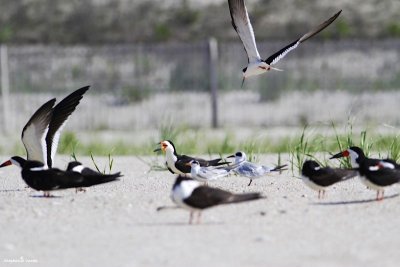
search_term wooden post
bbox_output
[1,44,10,134]
[208,38,219,128]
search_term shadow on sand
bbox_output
[312,193,399,206]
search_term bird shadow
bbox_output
[312,193,399,206]
[135,221,225,227]
[30,195,63,199]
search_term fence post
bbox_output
[1,44,10,134]
[208,37,219,128]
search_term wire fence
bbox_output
[1,39,400,132]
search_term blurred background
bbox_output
[0,0,399,156]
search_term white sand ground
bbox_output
[1,155,400,267]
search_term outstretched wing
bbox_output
[265,10,341,65]
[22,98,56,166]
[46,86,90,167]
[228,0,261,63]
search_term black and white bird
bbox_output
[330,146,400,201]
[301,160,357,199]
[154,140,228,175]
[228,0,341,86]
[189,160,231,183]
[8,156,121,197]
[170,175,264,224]
[0,86,89,169]
[227,151,287,186]
[66,161,119,193]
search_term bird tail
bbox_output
[270,164,288,172]
[209,158,229,167]
[224,192,265,205]
[82,172,122,187]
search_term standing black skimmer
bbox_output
[66,161,121,193]
[8,157,120,197]
[330,146,400,201]
[0,86,89,169]
[228,0,341,86]
[189,160,231,183]
[153,140,228,175]
[171,175,264,224]
[301,160,357,199]
[227,151,287,186]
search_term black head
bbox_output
[67,161,82,171]
[302,160,321,176]
[5,156,28,168]
[242,67,247,73]
[348,146,365,157]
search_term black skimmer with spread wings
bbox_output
[9,157,120,197]
[301,160,357,199]
[0,86,89,169]
[153,140,228,175]
[227,151,287,186]
[228,0,341,86]
[330,146,400,201]
[170,175,264,224]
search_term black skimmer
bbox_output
[227,151,287,186]
[0,86,89,169]
[9,156,121,197]
[228,0,341,86]
[171,175,264,224]
[189,160,231,183]
[330,146,400,201]
[153,140,228,175]
[66,161,120,193]
[301,160,357,199]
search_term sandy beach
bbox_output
[1,155,400,267]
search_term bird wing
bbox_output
[310,167,357,187]
[184,186,234,209]
[233,162,260,177]
[364,161,400,186]
[46,86,89,167]
[265,10,341,65]
[22,99,56,166]
[228,0,261,62]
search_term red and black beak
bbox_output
[329,150,350,159]
[0,160,12,168]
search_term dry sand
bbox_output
[1,155,400,267]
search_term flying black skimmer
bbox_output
[228,0,342,86]
[189,160,231,183]
[153,140,228,175]
[330,146,400,201]
[227,151,287,186]
[0,86,89,170]
[170,175,264,224]
[8,156,121,197]
[301,160,357,199]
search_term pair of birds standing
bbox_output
[301,147,400,201]
[0,86,121,197]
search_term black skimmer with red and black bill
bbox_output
[228,0,341,86]
[330,146,400,201]
[301,160,358,199]
[9,156,121,197]
[0,86,89,169]
[153,140,228,175]
[226,151,287,186]
[170,175,264,224]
